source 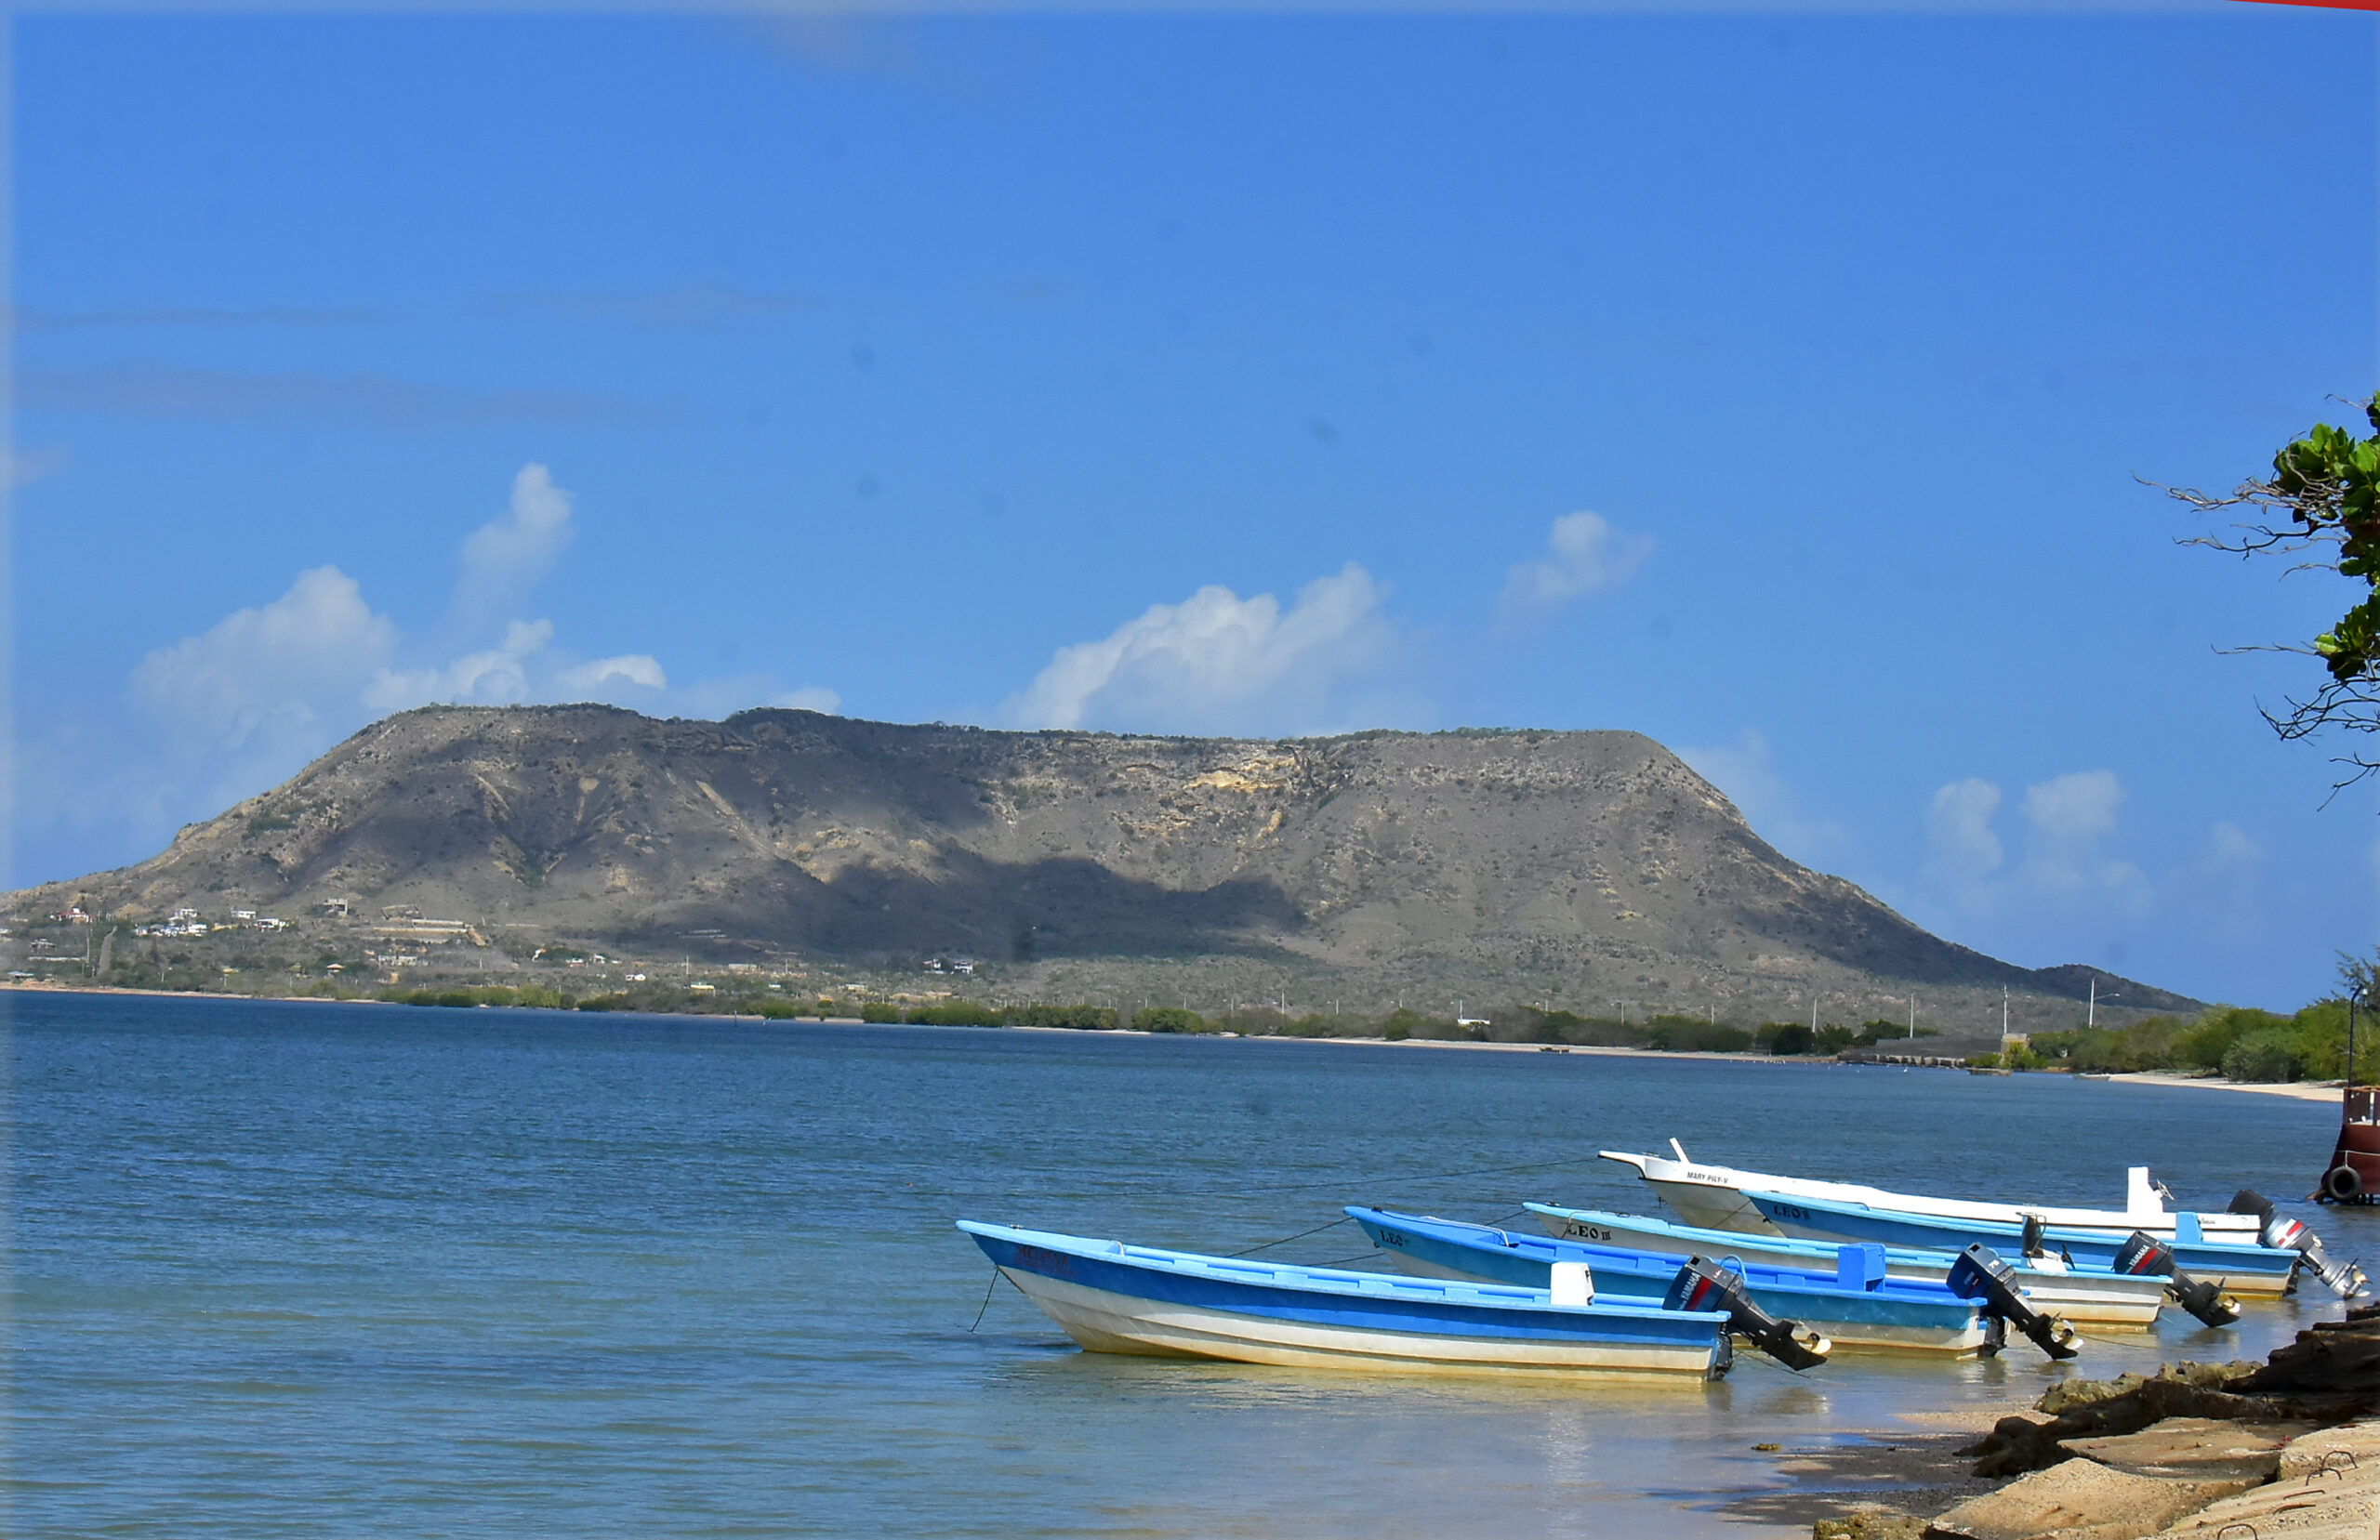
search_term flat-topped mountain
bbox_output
[7,705,2198,1037]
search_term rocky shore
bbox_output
[1805,1304,2380,1539]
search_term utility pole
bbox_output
[2352,984,2364,1090]
[1908,995,1916,1040]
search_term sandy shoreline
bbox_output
[2100,1070,2345,1103]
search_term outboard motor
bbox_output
[1946,1243,2080,1360]
[2111,1230,2241,1327]
[2232,1190,2367,1298]
[1663,1257,1832,1371]
[2016,1212,2074,1270]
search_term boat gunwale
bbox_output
[956,1219,1732,1333]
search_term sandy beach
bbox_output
[2101,1071,2345,1103]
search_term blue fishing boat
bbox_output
[1345,1205,2060,1357]
[1739,1189,2302,1297]
[957,1219,1736,1381]
[1524,1203,2173,1329]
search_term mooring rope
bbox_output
[1223,1150,1606,1198]
[1228,1215,1353,1256]
[967,1266,1002,1332]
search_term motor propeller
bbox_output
[1946,1243,2081,1360]
[2231,1190,2368,1299]
[2110,1230,2241,1327]
[1662,1257,1832,1371]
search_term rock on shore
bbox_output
[1817,1305,2380,1540]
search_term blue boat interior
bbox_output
[1345,1206,1964,1304]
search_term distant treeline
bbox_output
[352,984,1947,1058]
[2003,1003,2364,1084]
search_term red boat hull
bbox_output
[2319,1087,2380,1203]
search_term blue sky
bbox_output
[12,7,2377,1009]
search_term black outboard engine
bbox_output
[1946,1243,2080,1360]
[2016,1212,2075,1268]
[2231,1190,2367,1298]
[1663,1257,1832,1371]
[2111,1230,2241,1327]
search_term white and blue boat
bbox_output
[1524,1203,2170,1329]
[1738,1189,2300,1297]
[1345,1205,2012,1356]
[957,1219,1737,1381]
[1601,1142,2364,1300]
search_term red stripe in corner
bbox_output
[2234,0,2380,10]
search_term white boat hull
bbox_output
[1602,1148,2263,1241]
[996,1266,1727,1381]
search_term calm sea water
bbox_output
[10,992,2371,1538]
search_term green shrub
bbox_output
[1382,1020,1410,1041]
[1006,1004,1117,1031]
[2029,1017,2188,1073]
[2175,1007,2289,1072]
[1641,1016,1753,1053]
[858,1001,901,1022]
[1852,1020,1938,1046]
[1524,1009,1646,1047]
[759,1000,801,1020]
[1136,1007,1208,1034]
[1761,1023,1815,1056]
[575,994,623,1012]
[906,1001,1006,1028]
[2223,1028,2306,1083]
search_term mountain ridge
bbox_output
[4,704,2202,1037]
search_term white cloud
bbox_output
[7,444,69,488]
[454,463,575,626]
[2016,770,2144,898]
[2166,820,2268,949]
[1916,769,2149,924]
[2206,820,2262,870]
[771,686,841,713]
[556,653,668,693]
[17,464,853,886]
[1676,728,1849,866]
[364,620,554,712]
[132,565,397,751]
[2022,770,2124,849]
[1004,561,1395,734]
[1925,778,2005,884]
[1501,511,1653,614]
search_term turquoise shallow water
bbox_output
[10,992,2372,1537]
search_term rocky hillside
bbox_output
[7,705,2198,1035]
